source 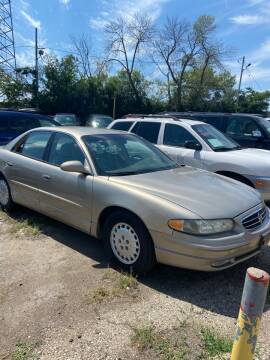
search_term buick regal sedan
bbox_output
[0,127,270,274]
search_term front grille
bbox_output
[242,207,267,230]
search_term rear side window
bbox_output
[0,116,9,131]
[131,122,161,144]
[9,116,39,132]
[111,121,134,131]
[163,124,197,147]
[17,131,51,160]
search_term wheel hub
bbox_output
[110,222,140,265]
[0,180,9,206]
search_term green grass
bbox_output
[11,341,37,360]
[0,208,46,236]
[201,327,233,358]
[118,272,138,290]
[89,271,139,303]
[131,326,189,360]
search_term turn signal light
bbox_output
[255,180,267,189]
[168,219,184,232]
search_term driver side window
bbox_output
[48,133,86,166]
[163,124,198,147]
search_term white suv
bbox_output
[108,116,270,201]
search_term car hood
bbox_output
[109,166,261,219]
[221,148,270,175]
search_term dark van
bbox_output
[0,111,59,146]
[161,112,270,150]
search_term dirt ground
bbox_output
[0,207,270,360]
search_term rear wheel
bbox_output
[0,177,14,212]
[102,211,156,275]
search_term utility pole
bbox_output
[237,56,251,111]
[34,27,38,107]
[113,91,116,119]
[238,56,245,95]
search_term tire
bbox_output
[0,177,14,212]
[102,210,156,275]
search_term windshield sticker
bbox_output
[208,138,223,148]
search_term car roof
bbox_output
[112,117,204,126]
[31,126,128,137]
[160,111,263,118]
[0,110,50,118]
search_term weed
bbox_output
[118,272,138,290]
[87,287,111,303]
[201,327,233,358]
[131,326,189,360]
[11,341,37,360]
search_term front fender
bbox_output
[90,177,198,237]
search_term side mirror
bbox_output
[184,140,202,151]
[60,160,90,174]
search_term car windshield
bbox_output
[54,114,78,125]
[258,118,270,137]
[39,117,58,127]
[82,133,178,176]
[192,124,241,151]
[90,116,113,128]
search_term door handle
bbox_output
[7,161,13,167]
[42,174,51,181]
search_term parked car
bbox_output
[108,116,270,201]
[1,127,270,274]
[159,112,270,150]
[85,114,113,128]
[0,111,59,146]
[54,113,80,126]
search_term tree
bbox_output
[105,13,153,106]
[238,88,270,114]
[0,68,33,107]
[71,34,106,78]
[38,55,79,114]
[153,15,226,110]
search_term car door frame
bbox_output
[158,121,209,168]
[5,129,54,211]
[37,131,95,233]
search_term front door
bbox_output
[38,132,93,233]
[159,123,205,169]
[225,116,265,149]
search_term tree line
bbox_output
[0,14,269,118]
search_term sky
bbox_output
[11,0,270,91]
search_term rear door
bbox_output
[5,130,52,210]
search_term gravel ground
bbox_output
[0,208,270,359]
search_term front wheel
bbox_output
[0,177,14,212]
[102,211,156,275]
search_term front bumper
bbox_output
[245,175,270,202]
[152,203,270,271]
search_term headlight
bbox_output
[168,219,234,235]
